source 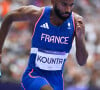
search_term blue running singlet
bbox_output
[21,6,75,90]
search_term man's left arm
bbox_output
[74,13,88,66]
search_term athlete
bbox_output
[0,0,88,90]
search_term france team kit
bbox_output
[21,6,75,90]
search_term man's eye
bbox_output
[62,2,67,6]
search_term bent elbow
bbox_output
[4,12,15,23]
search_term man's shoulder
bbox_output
[72,12,84,24]
[22,5,42,11]
[73,12,83,21]
[17,5,44,15]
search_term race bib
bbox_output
[35,50,68,71]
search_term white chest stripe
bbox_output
[30,48,38,54]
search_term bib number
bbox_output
[35,50,68,71]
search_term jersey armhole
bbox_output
[31,7,45,39]
[72,12,76,41]
[72,12,76,33]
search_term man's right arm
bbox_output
[0,5,42,74]
[0,5,42,52]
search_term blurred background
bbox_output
[0,0,100,90]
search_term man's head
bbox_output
[51,0,74,20]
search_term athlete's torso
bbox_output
[28,6,74,70]
[32,6,74,52]
[22,6,75,90]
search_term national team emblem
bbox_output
[67,22,71,29]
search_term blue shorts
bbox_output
[21,69,49,90]
[21,67,64,90]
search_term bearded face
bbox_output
[54,4,72,20]
[52,0,74,20]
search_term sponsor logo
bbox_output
[40,22,49,29]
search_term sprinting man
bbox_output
[0,0,88,90]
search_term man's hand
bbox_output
[75,17,85,40]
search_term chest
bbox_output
[31,13,74,52]
[34,18,74,42]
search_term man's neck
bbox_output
[50,8,65,26]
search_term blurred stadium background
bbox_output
[0,0,100,90]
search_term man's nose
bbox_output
[66,6,71,13]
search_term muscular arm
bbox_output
[74,13,88,65]
[0,5,42,61]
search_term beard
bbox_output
[54,5,72,20]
